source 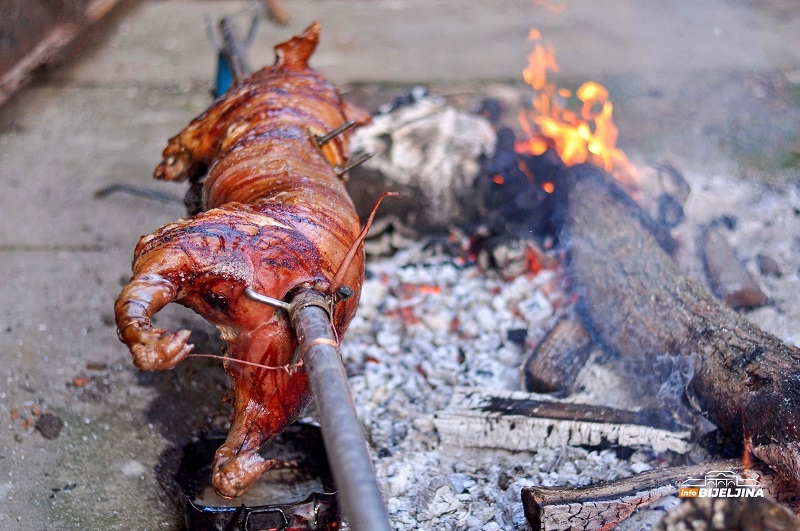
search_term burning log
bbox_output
[561,164,800,486]
[522,459,798,531]
[433,388,691,455]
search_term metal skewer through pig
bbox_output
[115,22,381,498]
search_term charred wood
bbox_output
[562,164,800,486]
[702,226,767,309]
[522,460,796,531]
[522,313,592,394]
[656,164,691,206]
[480,138,568,241]
[433,388,690,454]
[523,461,732,531]
[757,253,782,277]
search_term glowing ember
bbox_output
[517,29,637,187]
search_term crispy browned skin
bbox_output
[114,23,370,498]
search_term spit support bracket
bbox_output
[247,286,393,531]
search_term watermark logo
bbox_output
[678,470,763,498]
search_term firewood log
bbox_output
[701,226,767,309]
[524,459,800,531]
[560,164,800,486]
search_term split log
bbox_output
[523,460,735,531]
[523,459,797,531]
[433,388,690,454]
[521,313,593,394]
[561,164,800,485]
[702,226,767,309]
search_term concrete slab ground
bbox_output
[0,1,799,529]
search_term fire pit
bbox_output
[326,27,800,531]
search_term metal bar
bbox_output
[312,120,357,147]
[334,151,376,180]
[93,182,183,205]
[243,287,291,311]
[219,16,253,83]
[288,289,392,531]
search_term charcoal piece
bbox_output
[506,328,528,346]
[477,98,503,125]
[718,215,738,230]
[656,193,685,228]
[702,227,767,309]
[561,164,800,487]
[481,146,567,240]
[490,127,517,161]
[477,235,528,279]
[657,164,690,205]
[35,413,64,439]
[521,313,591,394]
[376,86,429,114]
[415,478,463,519]
[757,253,782,277]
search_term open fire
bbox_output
[101,10,800,531]
[516,29,637,188]
[342,21,800,531]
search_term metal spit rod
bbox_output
[223,16,389,526]
[288,289,393,531]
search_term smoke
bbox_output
[654,353,702,409]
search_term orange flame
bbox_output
[517,29,637,187]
